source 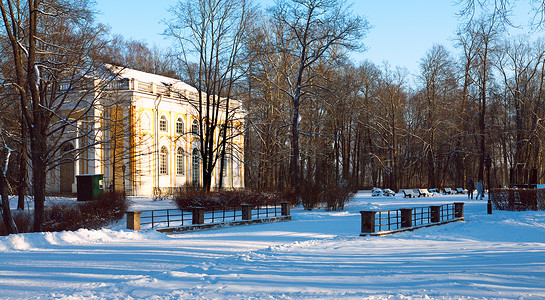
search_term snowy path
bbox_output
[1,192,545,299]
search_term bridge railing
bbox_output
[360,202,464,236]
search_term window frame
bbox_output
[176,147,185,175]
[159,115,168,132]
[159,146,169,175]
[140,112,151,132]
[176,117,185,135]
[192,148,200,184]
[191,119,200,136]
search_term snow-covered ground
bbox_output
[1,191,545,299]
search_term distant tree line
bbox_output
[242,0,545,196]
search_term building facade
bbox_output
[47,66,244,196]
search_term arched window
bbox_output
[61,143,74,153]
[141,134,153,175]
[233,152,240,177]
[176,147,185,175]
[140,113,151,132]
[191,119,200,136]
[176,117,185,135]
[159,115,168,132]
[222,152,231,178]
[192,148,200,184]
[159,146,168,175]
[218,125,226,142]
[60,143,75,193]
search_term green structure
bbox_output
[76,174,104,201]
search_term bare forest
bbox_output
[243,0,545,197]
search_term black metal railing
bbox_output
[130,202,289,230]
[252,204,281,219]
[375,210,401,232]
[139,208,192,229]
[439,203,456,222]
[412,206,431,226]
[205,207,243,224]
[360,202,464,235]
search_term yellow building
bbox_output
[48,66,244,196]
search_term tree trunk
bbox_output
[478,84,486,183]
[17,116,27,210]
[291,99,301,204]
[31,133,47,232]
[218,144,226,190]
[427,150,435,188]
[1,148,18,234]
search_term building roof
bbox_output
[107,64,198,94]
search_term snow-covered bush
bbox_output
[0,210,33,235]
[43,202,83,231]
[173,189,292,210]
[78,191,128,229]
[42,191,127,231]
[1,192,128,235]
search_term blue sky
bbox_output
[93,0,538,78]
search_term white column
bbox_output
[72,121,81,193]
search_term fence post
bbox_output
[192,207,204,225]
[430,206,441,223]
[454,202,465,219]
[360,211,376,234]
[400,208,413,228]
[281,202,290,216]
[127,211,141,231]
[241,204,252,220]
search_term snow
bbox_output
[107,64,198,94]
[2,192,545,299]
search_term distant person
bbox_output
[467,179,475,199]
[476,181,484,200]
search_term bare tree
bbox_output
[472,16,500,182]
[166,0,252,191]
[0,134,17,234]
[495,38,545,183]
[368,65,408,191]
[99,36,180,79]
[418,44,457,188]
[243,24,293,190]
[0,48,26,210]
[457,0,545,187]
[0,0,112,231]
[265,0,368,203]
[454,23,482,187]
[457,0,513,25]
[457,0,545,28]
